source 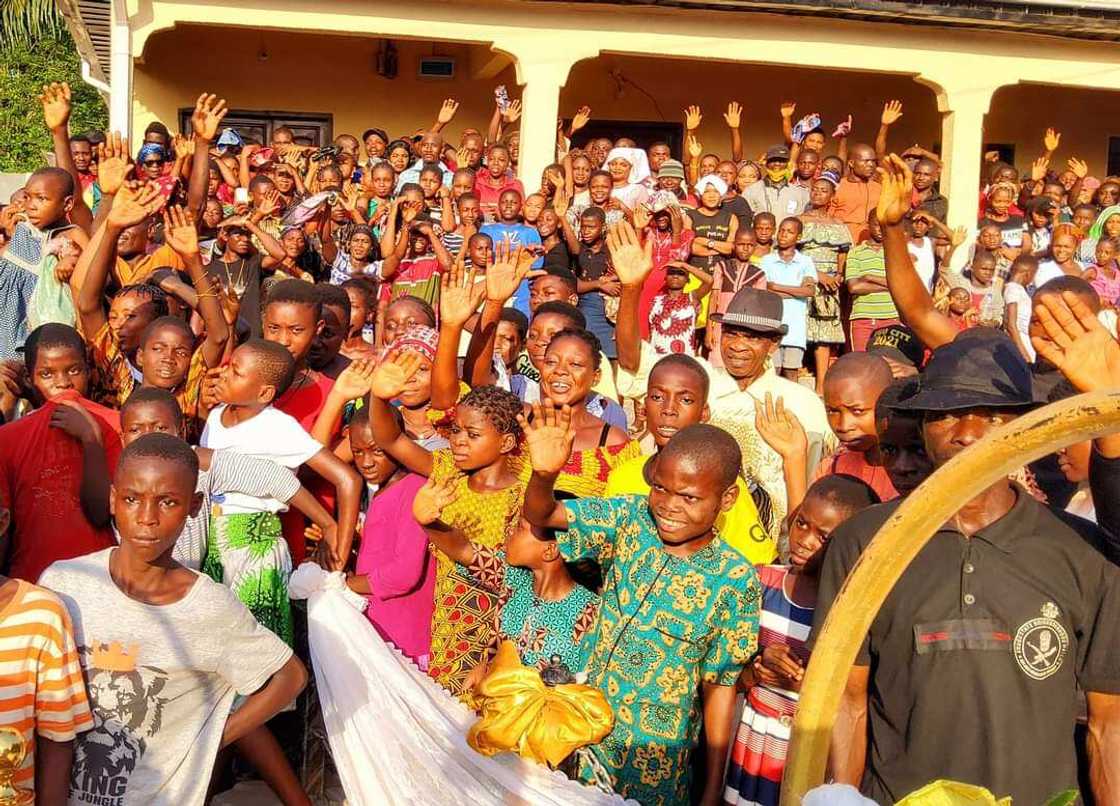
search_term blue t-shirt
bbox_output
[760,250,817,350]
[480,222,544,314]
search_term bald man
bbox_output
[395,130,453,192]
[832,142,883,242]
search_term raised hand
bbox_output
[723,101,743,129]
[96,132,131,196]
[437,98,460,125]
[1068,157,1089,180]
[439,256,485,328]
[553,187,570,219]
[257,188,282,218]
[684,105,703,131]
[875,154,913,227]
[332,358,378,400]
[107,182,164,229]
[832,114,853,138]
[606,220,653,288]
[517,400,575,475]
[880,100,903,126]
[1030,156,1050,182]
[686,134,703,160]
[571,105,592,133]
[1043,127,1062,154]
[632,203,651,231]
[191,93,229,141]
[172,134,196,160]
[340,184,362,213]
[1030,289,1120,394]
[950,226,968,248]
[780,100,797,120]
[412,476,458,526]
[754,392,807,460]
[400,199,424,225]
[502,99,522,124]
[484,239,533,304]
[162,206,200,257]
[39,82,71,131]
[369,350,424,401]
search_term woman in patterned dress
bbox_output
[799,173,852,395]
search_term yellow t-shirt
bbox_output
[604,453,776,565]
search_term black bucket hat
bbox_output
[712,287,788,335]
[891,328,1044,413]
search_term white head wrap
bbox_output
[604,147,651,186]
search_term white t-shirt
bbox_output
[907,236,937,290]
[40,549,292,806]
[1004,282,1035,361]
[200,406,323,514]
[1034,259,1082,290]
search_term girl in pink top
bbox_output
[344,409,436,668]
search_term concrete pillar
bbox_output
[109,0,133,140]
[938,85,996,233]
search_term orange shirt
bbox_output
[115,245,185,287]
[0,580,93,793]
[830,178,882,243]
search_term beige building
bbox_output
[60,0,1120,229]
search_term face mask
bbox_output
[766,166,787,183]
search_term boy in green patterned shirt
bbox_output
[846,210,901,351]
[520,405,761,806]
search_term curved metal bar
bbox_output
[781,390,1120,805]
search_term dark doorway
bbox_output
[177,109,333,147]
[569,120,685,156]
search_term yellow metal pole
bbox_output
[781,391,1120,805]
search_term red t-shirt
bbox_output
[473,170,525,220]
[276,371,338,565]
[0,393,121,582]
[813,448,898,503]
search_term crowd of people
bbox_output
[1,79,1119,806]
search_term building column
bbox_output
[109,0,133,139]
[937,85,996,233]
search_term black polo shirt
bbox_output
[813,487,1120,805]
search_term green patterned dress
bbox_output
[203,512,293,646]
[557,495,761,806]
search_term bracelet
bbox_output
[196,291,219,299]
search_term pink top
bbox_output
[355,473,437,663]
[1089,265,1120,305]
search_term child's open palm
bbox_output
[485,239,532,304]
[162,206,200,257]
[754,392,807,460]
[606,220,653,288]
[39,82,71,131]
[875,154,913,227]
[96,132,132,196]
[413,476,457,526]
[191,93,229,141]
[440,256,485,328]
[370,351,423,401]
[517,400,575,475]
[333,358,377,400]
[1031,289,1120,394]
[107,182,164,229]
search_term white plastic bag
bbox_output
[288,563,636,806]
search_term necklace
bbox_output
[221,256,250,297]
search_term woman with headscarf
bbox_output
[604,147,651,214]
[1079,204,1120,264]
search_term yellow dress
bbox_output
[426,449,530,700]
[555,439,643,500]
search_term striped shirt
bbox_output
[0,580,92,792]
[845,242,898,320]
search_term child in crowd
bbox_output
[815,352,899,501]
[40,434,307,805]
[761,217,817,379]
[415,481,599,678]
[647,261,712,356]
[200,339,353,643]
[964,249,1002,325]
[0,503,93,802]
[1004,255,1039,361]
[846,210,899,352]
[339,278,379,360]
[723,475,880,806]
[1084,236,1120,308]
[0,323,120,582]
[343,406,436,668]
[753,212,776,261]
[945,286,979,332]
[604,353,774,564]
[707,228,765,364]
[522,418,761,806]
[875,378,934,497]
[367,351,530,699]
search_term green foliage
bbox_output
[1,0,62,48]
[1043,791,1079,806]
[0,32,107,172]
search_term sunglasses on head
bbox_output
[143,159,164,167]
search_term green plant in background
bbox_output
[2,0,63,46]
[1,28,108,172]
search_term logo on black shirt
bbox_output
[1013,602,1069,681]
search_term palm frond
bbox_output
[0,0,63,48]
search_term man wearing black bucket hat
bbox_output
[608,220,834,539]
[813,327,1120,805]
